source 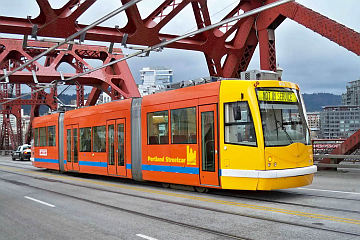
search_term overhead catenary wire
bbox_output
[0,0,143,82]
[0,0,294,106]
[0,81,57,106]
[63,0,294,83]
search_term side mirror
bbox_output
[233,103,242,121]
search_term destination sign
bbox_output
[257,90,297,102]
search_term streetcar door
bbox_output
[107,120,116,175]
[199,104,219,186]
[66,124,79,171]
[115,119,126,176]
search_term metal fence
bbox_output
[311,139,360,169]
[314,154,360,169]
[0,150,12,156]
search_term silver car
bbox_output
[12,144,31,161]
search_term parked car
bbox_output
[12,144,31,161]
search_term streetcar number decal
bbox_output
[257,90,297,102]
[39,149,47,156]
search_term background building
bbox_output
[320,105,360,139]
[307,112,320,138]
[138,67,173,96]
[342,79,360,105]
[0,109,30,144]
[0,114,17,134]
[101,92,111,104]
[21,109,30,143]
[319,79,360,139]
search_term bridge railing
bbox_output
[0,150,13,156]
[314,154,360,169]
[312,139,360,169]
[312,139,345,155]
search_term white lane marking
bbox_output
[136,234,158,240]
[24,196,56,207]
[298,187,360,195]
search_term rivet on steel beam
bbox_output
[109,42,115,53]
[121,33,128,47]
[31,24,38,39]
[31,70,38,84]
[22,35,28,49]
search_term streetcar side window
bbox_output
[117,124,125,166]
[224,102,257,146]
[147,111,169,145]
[34,128,39,147]
[171,107,197,144]
[39,127,47,147]
[80,127,91,152]
[108,124,115,165]
[47,126,56,146]
[92,126,106,152]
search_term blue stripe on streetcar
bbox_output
[79,161,107,167]
[142,164,199,174]
[36,159,197,174]
[34,158,59,164]
[61,160,130,168]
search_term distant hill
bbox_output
[302,93,342,112]
[22,92,341,115]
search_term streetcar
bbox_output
[31,74,316,191]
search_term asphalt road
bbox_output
[0,157,360,240]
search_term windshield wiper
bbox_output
[272,107,279,140]
[272,106,293,144]
[281,125,293,144]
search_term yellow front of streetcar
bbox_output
[219,80,316,190]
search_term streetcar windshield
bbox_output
[257,88,310,147]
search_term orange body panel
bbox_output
[32,113,60,170]
[63,99,132,178]
[141,82,220,187]
[32,82,223,187]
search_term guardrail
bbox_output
[314,154,360,169]
[0,150,13,156]
[316,163,360,169]
[314,154,360,159]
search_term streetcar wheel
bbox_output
[195,186,208,193]
[162,183,170,188]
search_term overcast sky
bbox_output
[1,0,359,94]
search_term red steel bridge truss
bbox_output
[0,0,359,149]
